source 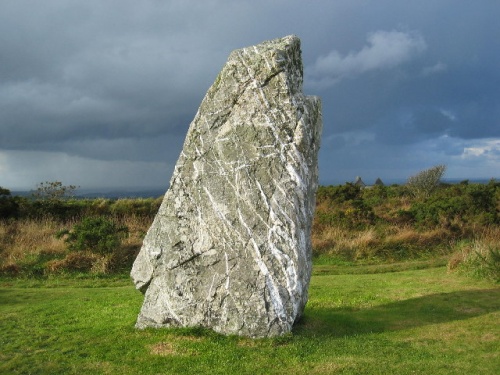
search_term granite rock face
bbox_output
[131,35,322,338]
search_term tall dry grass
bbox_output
[447,226,500,281]
[0,218,68,265]
[312,224,454,261]
[311,226,378,260]
[0,215,153,275]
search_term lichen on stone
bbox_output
[131,35,322,338]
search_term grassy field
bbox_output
[1,263,499,374]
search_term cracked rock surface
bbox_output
[131,35,322,338]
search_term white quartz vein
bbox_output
[224,252,230,290]
[237,209,287,322]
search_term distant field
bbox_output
[1,263,498,374]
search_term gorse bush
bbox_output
[57,217,129,255]
[316,183,362,203]
[315,184,375,230]
[409,180,499,229]
[14,196,162,221]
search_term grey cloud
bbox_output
[421,62,447,76]
[1,150,173,189]
[0,80,191,146]
[0,1,228,149]
[373,107,455,145]
[57,135,186,163]
[309,30,427,87]
[1,0,499,189]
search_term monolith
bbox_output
[131,35,322,338]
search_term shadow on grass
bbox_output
[0,288,39,306]
[294,288,500,338]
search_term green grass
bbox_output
[1,264,499,374]
[312,255,450,274]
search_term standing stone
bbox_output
[131,35,322,338]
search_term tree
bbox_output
[406,164,447,199]
[0,187,19,218]
[32,181,79,201]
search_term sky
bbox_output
[1,0,499,191]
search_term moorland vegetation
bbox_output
[0,166,499,282]
[313,176,499,282]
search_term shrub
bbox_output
[362,185,388,206]
[315,184,375,229]
[316,183,362,204]
[26,200,87,221]
[406,164,446,199]
[409,180,499,229]
[57,217,128,255]
[110,198,162,217]
[0,187,19,219]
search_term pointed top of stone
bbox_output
[233,34,300,54]
[224,35,304,93]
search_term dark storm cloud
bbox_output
[1,0,499,188]
[0,1,226,152]
[313,0,500,184]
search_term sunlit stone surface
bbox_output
[131,35,322,337]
